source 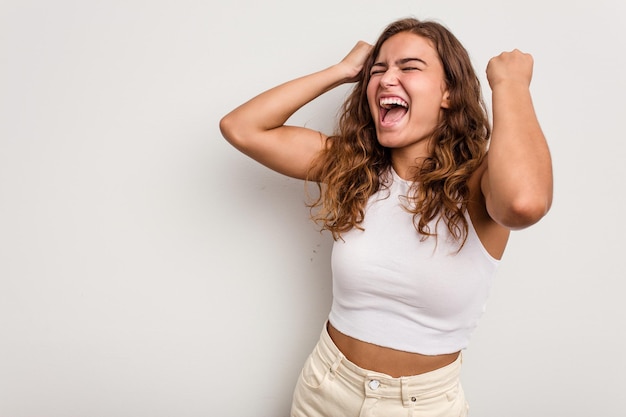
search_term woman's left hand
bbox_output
[486,49,534,89]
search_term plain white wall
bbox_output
[1,0,625,416]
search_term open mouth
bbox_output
[380,97,409,125]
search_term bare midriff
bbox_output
[327,322,460,378]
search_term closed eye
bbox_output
[399,57,426,71]
[370,62,387,76]
[370,66,386,76]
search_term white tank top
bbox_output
[328,168,499,355]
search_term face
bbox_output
[366,32,449,162]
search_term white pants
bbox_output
[291,324,469,417]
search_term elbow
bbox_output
[220,113,260,154]
[494,195,552,230]
[219,113,239,147]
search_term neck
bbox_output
[390,140,433,180]
[391,154,429,181]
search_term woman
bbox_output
[220,17,552,417]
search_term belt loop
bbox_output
[401,377,414,407]
[328,351,343,380]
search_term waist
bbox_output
[327,321,460,378]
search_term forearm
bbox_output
[220,64,353,140]
[485,82,553,228]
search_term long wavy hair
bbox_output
[307,18,491,247]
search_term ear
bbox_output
[441,90,451,109]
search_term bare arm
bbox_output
[219,41,372,181]
[481,50,553,229]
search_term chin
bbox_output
[376,138,403,149]
[376,130,406,147]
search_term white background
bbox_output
[1,1,625,416]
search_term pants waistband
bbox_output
[317,322,462,406]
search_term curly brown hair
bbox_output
[308,18,491,247]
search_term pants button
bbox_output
[368,379,380,390]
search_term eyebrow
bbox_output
[400,57,427,65]
[372,57,428,67]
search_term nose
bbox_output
[379,68,399,88]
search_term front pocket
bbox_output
[300,346,333,389]
[444,382,469,417]
[445,383,460,402]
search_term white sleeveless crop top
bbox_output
[328,168,500,355]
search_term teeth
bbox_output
[379,97,408,109]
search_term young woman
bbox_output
[220,17,552,417]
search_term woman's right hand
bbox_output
[338,41,373,83]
